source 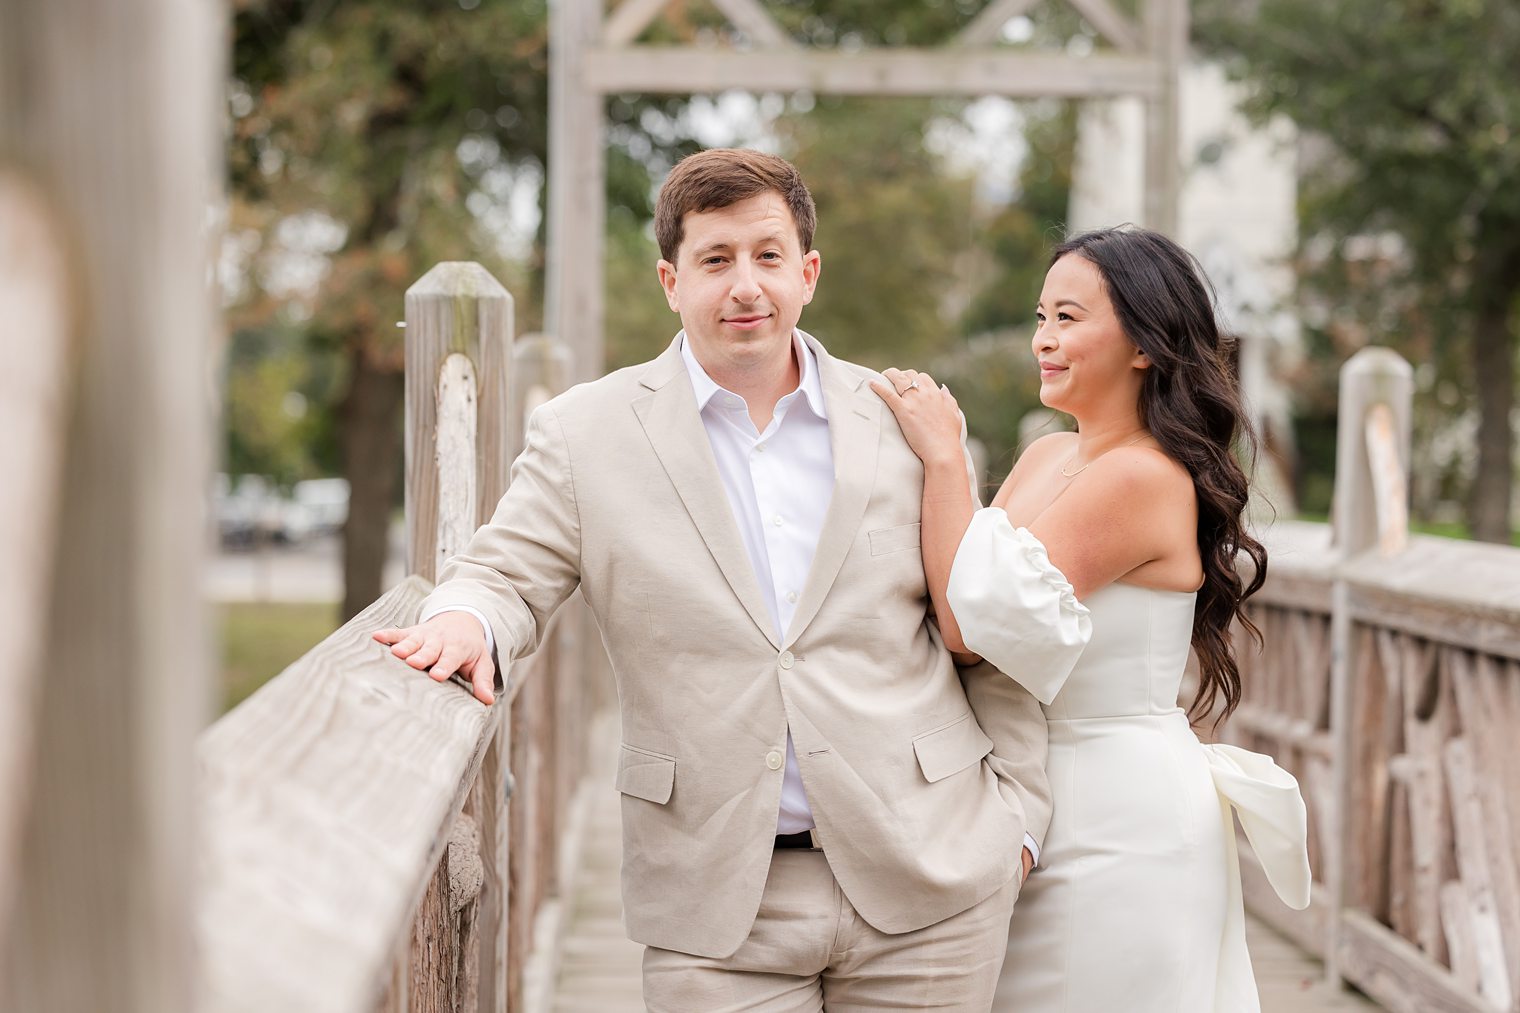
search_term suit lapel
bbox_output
[632,338,781,650]
[783,339,881,649]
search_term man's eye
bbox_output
[704,257,724,266]
[760,251,780,260]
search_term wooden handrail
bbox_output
[197,577,503,1013]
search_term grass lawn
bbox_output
[217,601,341,714]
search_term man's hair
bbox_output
[654,148,817,263]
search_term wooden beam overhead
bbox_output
[1068,0,1143,52]
[955,0,1042,48]
[601,0,667,47]
[583,46,1163,98]
[711,0,794,48]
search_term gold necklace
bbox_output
[1060,432,1151,479]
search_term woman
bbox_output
[871,227,1310,1011]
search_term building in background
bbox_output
[1068,61,1302,513]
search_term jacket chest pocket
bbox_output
[869,522,921,555]
[616,743,676,804]
[912,714,993,783]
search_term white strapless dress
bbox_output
[947,508,1311,1013]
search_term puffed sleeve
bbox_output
[946,507,1092,705]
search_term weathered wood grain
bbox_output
[582,47,1168,98]
[955,0,1042,46]
[1069,0,1143,51]
[198,578,499,1013]
[1338,911,1492,1013]
[1452,653,1520,1004]
[1343,538,1520,661]
[1443,738,1512,1010]
[403,262,513,583]
[0,169,71,970]
[0,0,222,1008]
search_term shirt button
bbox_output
[772,515,784,527]
[786,591,798,604]
[755,443,766,453]
[766,751,783,770]
[779,651,794,669]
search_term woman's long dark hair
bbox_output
[1051,226,1267,725]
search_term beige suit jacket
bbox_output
[421,333,1051,959]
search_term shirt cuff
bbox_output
[1023,833,1041,868]
[419,604,495,655]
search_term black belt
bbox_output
[774,830,822,850]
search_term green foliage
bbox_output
[1199,0,1519,281]
[1197,0,1520,537]
[225,0,1094,543]
[961,102,1078,337]
[605,206,681,370]
[781,97,977,366]
[223,326,342,485]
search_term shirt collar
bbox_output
[678,330,828,421]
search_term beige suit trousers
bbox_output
[642,850,1021,1012]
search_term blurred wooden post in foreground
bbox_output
[0,0,223,1008]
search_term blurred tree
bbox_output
[1199,0,1520,542]
[945,102,1079,479]
[961,102,1078,337]
[229,0,685,617]
[229,0,553,618]
[222,325,340,487]
[780,97,977,366]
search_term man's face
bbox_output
[657,191,821,376]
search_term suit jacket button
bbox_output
[779,651,794,670]
[766,751,783,770]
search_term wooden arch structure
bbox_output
[545,0,1189,380]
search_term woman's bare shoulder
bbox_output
[1080,443,1195,507]
[1015,431,1078,469]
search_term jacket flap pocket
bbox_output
[616,745,676,804]
[869,522,921,556]
[912,714,993,784]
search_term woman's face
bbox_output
[1031,254,1149,418]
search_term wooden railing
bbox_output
[196,263,608,1013]
[1227,348,1520,1013]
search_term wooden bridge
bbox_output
[186,269,1513,1013]
[6,209,1516,1007]
[4,0,1516,1007]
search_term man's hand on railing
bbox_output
[373,612,497,705]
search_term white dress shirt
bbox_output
[680,330,832,834]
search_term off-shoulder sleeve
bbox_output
[946,507,1092,705]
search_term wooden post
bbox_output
[1327,346,1414,985]
[402,263,515,1012]
[1332,348,1414,558]
[403,262,514,583]
[0,0,223,1008]
[504,333,577,1013]
[0,172,71,967]
[1142,0,1185,235]
[546,0,607,383]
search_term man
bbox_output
[375,148,1048,1010]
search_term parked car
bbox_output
[292,478,349,537]
[214,474,348,546]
